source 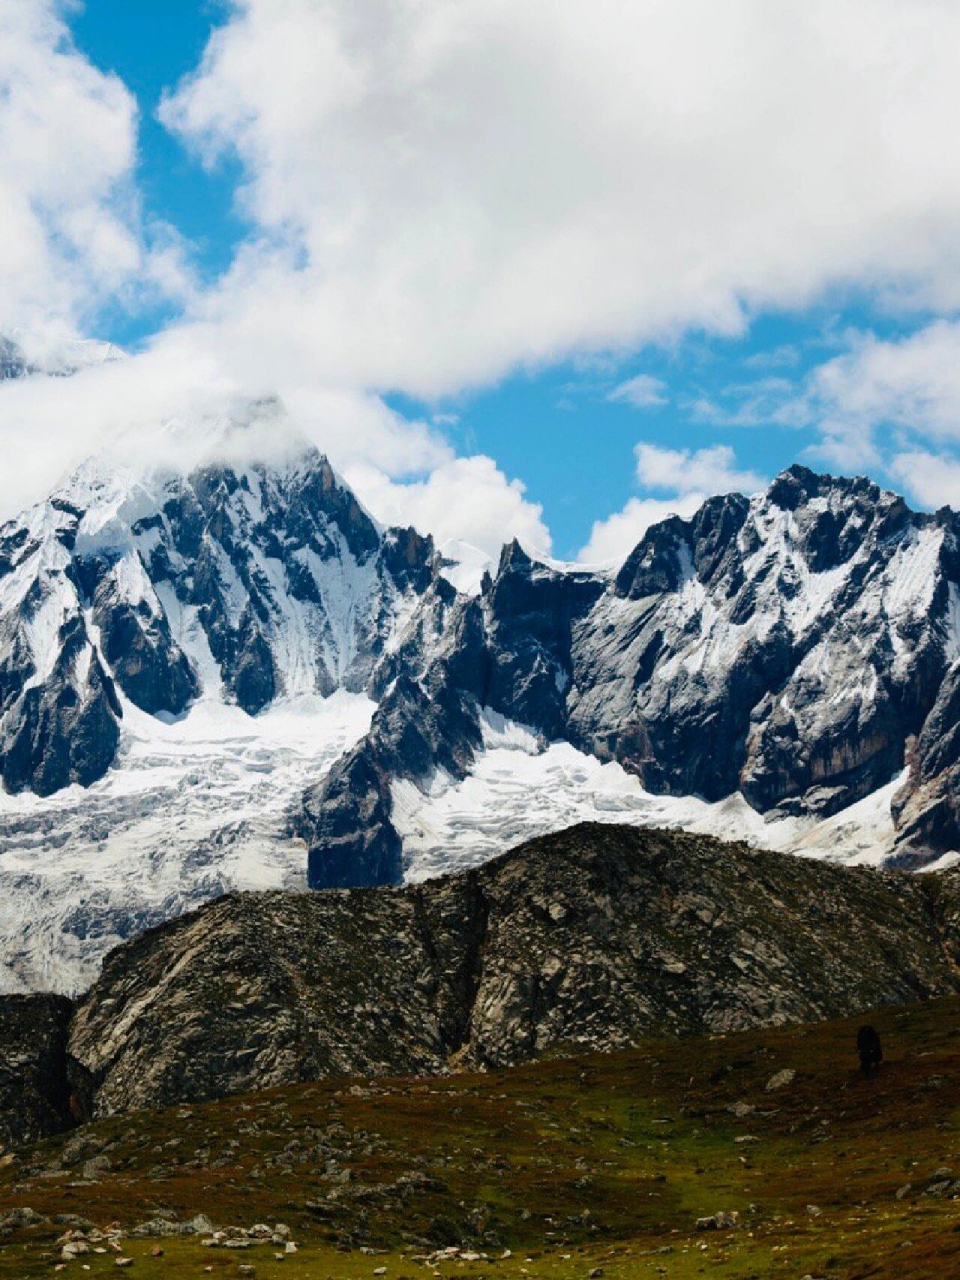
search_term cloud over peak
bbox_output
[578,441,765,564]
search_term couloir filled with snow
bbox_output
[0,690,373,994]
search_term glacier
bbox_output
[0,690,374,994]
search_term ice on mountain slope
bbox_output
[0,689,374,995]
[392,710,906,883]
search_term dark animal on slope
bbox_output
[857,1025,883,1074]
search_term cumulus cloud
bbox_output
[344,456,550,561]
[0,331,550,562]
[578,441,764,563]
[0,0,188,340]
[0,340,450,520]
[12,0,960,550]
[764,320,960,488]
[635,442,764,496]
[158,0,960,401]
[578,493,705,565]
[805,322,960,442]
[889,449,960,510]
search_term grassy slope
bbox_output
[4,997,960,1278]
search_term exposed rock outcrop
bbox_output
[69,823,960,1117]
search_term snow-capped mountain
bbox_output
[5,432,960,993]
[0,332,122,381]
[0,410,452,991]
[0,423,438,797]
[302,466,960,887]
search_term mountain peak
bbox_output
[0,331,123,380]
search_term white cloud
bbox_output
[806,322,960,441]
[0,1,188,340]
[0,333,547,565]
[889,449,960,511]
[0,339,451,520]
[578,493,704,564]
[771,320,960,483]
[12,0,960,556]
[344,456,550,562]
[688,377,804,429]
[635,442,764,495]
[608,374,667,408]
[743,345,801,371]
[158,0,960,401]
[578,440,764,564]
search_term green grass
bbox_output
[5,996,960,1277]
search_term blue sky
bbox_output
[4,2,960,561]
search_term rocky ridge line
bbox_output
[4,821,960,1138]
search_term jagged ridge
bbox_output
[7,434,960,991]
[303,465,960,883]
[0,431,443,796]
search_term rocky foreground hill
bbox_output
[4,996,960,1278]
[5,822,960,1147]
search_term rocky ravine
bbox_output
[6,821,960,1142]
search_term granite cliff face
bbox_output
[62,823,960,1117]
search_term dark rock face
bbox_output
[892,664,960,854]
[0,336,35,381]
[90,577,199,717]
[301,672,483,888]
[0,605,121,797]
[301,745,402,888]
[0,995,90,1150]
[303,465,960,878]
[70,823,960,1116]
